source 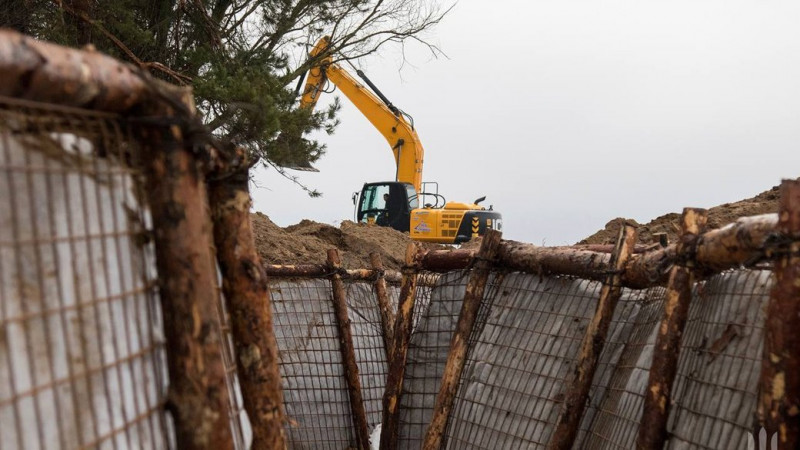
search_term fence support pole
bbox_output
[370,253,395,357]
[380,243,420,450]
[548,224,638,450]
[423,230,503,450]
[636,208,707,449]
[139,122,234,449]
[327,249,371,450]
[208,169,286,449]
[757,178,800,448]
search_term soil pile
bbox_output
[579,186,780,245]
[251,212,443,270]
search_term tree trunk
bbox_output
[139,117,234,450]
[380,243,420,450]
[757,179,800,448]
[328,249,371,450]
[637,208,708,449]
[208,170,286,449]
[548,224,638,450]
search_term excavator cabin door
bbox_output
[356,182,418,233]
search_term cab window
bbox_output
[360,184,391,212]
[406,185,419,210]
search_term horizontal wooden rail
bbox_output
[410,213,779,289]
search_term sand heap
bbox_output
[579,186,780,245]
[251,212,442,271]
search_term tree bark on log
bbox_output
[498,240,612,281]
[0,29,189,113]
[138,120,234,450]
[423,230,503,450]
[637,208,708,449]
[416,248,476,272]
[370,253,395,357]
[380,243,420,450]
[623,214,778,289]
[208,170,286,450]
[548,224,638,450]
[757,179,800,448]
[327,249,371,450]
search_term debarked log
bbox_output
[263,264,402,283]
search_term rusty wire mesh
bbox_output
[574,285,666,449]
[391,268,774,450]
[577,269,772,450]
[441,273,603,449]
[0,96,171,449]
[269,277,394,448]
[395,270,471,449]
[345,282,391,431]
[214,279,251,449]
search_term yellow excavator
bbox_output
[298,36,502,244]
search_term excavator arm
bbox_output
[300,36,424,192]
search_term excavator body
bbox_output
[355,181,502,244]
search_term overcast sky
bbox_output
[251,0,800,245]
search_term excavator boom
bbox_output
[300,37,424,192]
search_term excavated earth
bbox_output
[252,186,780,269]
[579,186,780,245]
[251,212,443,271]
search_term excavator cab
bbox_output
[356,182,418,233]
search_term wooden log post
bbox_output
[327,249,371,450]
[138,120,234,449]
[370,253,395,357]
[636,208,708,449]
[208,169,286,449]
[423,230,503,450]
[548,224,638,450]
[757,178,800,448]
[380,243,421,450]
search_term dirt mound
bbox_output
[251,213,442,270]
[579,186,780,245]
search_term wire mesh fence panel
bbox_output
[575,287,664,448]
[665,269,771,450]
[443,273,603,449]
[576,286,667,449]
[578,269,772,449]
[270,279,357,449]
[344,281,390,433]
[0,97,171,449]
[214,281,251,449]
[395,270,470,449]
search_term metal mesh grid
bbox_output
[344,282,390,432]
[666,269,771,450]
[443,273,603,449]
[213,279,251,449]
[270,278,358,448]
[577,269,772,449]
[396,270,470,449]
[575,286,667,449]
[0,97,171,449]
